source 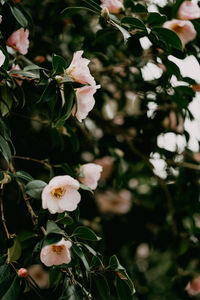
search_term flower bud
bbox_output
[18,268,28,278]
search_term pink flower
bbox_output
[40,238,72,267]
[186,276,200,296]
[73,85,100,122]
[65,50,95,86]
[163,19,196,47]
[178,1,200,20]
[7,28,29,55]
[28,264,49,289]
[101,0,124,14]
[0,50,5,67]
[94,156,113,180]
[95,189,132,214]
[79,163,102,190]
[42,175,81,214]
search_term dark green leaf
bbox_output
[93,274,110,300]
[153,27,183,51]
[90,256,104,270]
[124,0,147,13]
[0,136,11,163]
[52,54,67,75]
[73,226,101,241]
[113,23,131,43]
[14,170,34,182]
[121,16,146,31]
[10,6,28,28]
[115,276,134,300]
[25,180,47,199]
[46,220,65,236]
[72,244,90,271]
[147,12,167,26]
[1,276,21,300]
[9,237,22,262]
[38,80,57,104]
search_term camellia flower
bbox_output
[73,85,100,122]
[178,1,200,20]
[79,163,102,190]
[0,50,5,67]
[100,0,124,14]
[95,189,132,214]
[65,50,95,86]
[40,238,72,267]
[7,28,29,55]
[186,276,200,296]
[28,264,49,289]
[163,19,196,47]
[42,175,81,214]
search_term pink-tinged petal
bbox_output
[7,28,29,55]
[79,163,103,190]
[0,50,5,67]
[73,85,100,122]
[58,189,81,212]
[178,1,200,20]
[42,186,60,214]
[66,50,95,86]
[163,19,196,47]
[48,175,80,190]
[101,0,124,14]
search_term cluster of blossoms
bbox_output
[65,50,100,122]
[163,1,200,47]
[40,163,102,267]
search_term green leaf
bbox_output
[164,60,181,79]
[124,0,147,13]
[25,179,47,199]
[121,16,146,31]
[56,213,74,225]
[115,276,134,300]
[9,237,22,262]
[0,264,15,299]
[14,170,34,182]
[43,221,64,247]
[49,267,62,288]
[109,255,124,271]
[72,244,90,271]
[90,256,104,270]
[0,135,11,164]
[9,69,40,79]
[52,54,67,75]
[10,6,28,28]
[46,220,65,236]
[147,12,167,26]
[93,274,110,300]
[153,27,183,51]
[43,233,63,247]
[79,183,93,193]
[0,85,13,116]
[72,226,101,241]
[113,23,131,43]
[38,80,57,104]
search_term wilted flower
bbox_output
[186,276,200,296]
[10,64,23,86]
[65,50,95,86]
[94,156,113,180]
[40,238,72,267]
[100,0,124,14]
[0,50,5,67]
[28,264,49,289]
[73,85,100,122]
[42,175,81,214]
[163,19,196,47]
[178,1,200,20]
[7,28,29,55]
[18,268,28,278]
[95,189,132,214]
[79,163,102,190]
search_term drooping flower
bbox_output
[178,1,200,20]
[73,85,100,122]
[95,189,132,214]
[94,156,113,180]
[7,28,29,55]
[65,50,95,86]
[100,0,124,14]
[186,276,200,296]
[28,264,49,289]
[0,50,5,67]
[40,238,72,267]
[163,19,196,47]
[79,163,102,190]
[42,175,81,214]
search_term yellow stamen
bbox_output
[51,187,65,198]
[51,245,65,254]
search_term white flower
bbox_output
[42,175,81,214]
[40,238,72,267]
[79,163,102,190]
[0,50,5,67]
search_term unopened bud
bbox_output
[18,268,28,278]
[101,7,110,20]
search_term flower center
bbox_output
[171,23,183,34]
[51,187,65,198]
[51,245,65,254]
